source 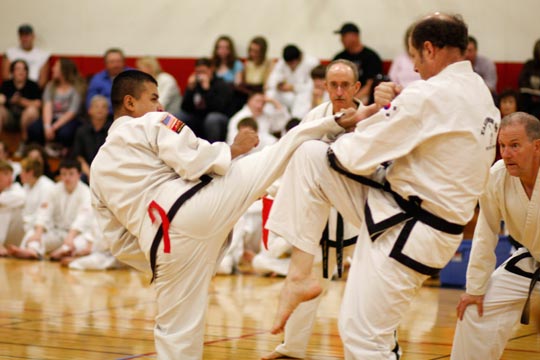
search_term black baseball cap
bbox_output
[18,24,34,35]
[334,22,360,35]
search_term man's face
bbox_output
[88,99,109,122]
[464,42,477,63]
[60,167,81,193]
[19,33,34,51]
[409,39,433,80]
[247,94,265,117]
[105,52,125,77]
[341,32,359,52]
[286,59,301,71]
[325,64,360,110]
[195,65,213,80]
[0,171,13,192]
[131,82,162,117]
[499,123,540,179]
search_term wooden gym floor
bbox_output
[0,258,539,359]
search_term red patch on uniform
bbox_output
[161,113,185,133]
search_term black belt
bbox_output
[327,148,465,276]
[149,175,212,283]
[320,212,358,279]
[503,248,540,325]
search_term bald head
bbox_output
[325,59,361,110]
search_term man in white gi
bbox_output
[262,59,362,360]
[9,159,94,260]
[266,14,500,359]
[0,161,25,256]
[451,112,540,359]
[90,70,363,359]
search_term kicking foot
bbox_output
[261,350,298,359]
[7,245,40,260]
[271,274,322,334]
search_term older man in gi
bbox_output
[266,13,500,359]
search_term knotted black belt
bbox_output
[320,212,358,279]
[327,148,465,276]
[148,175,213,283]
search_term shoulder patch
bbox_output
[161,113,185,133]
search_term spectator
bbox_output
[239,36,273,94]
[333,22,383,104]
[212,35,244,86]
[465,36,498,93]
[19,157,55,234]
[27,58,85,153]
[518,38,540,118]
[388,25,421,88]
[179,57,233,142]
[86,48,128,115]
[22,143,55,180]
[2,24,50,89]
[293,64,330,116]
[70,95,111,183]
[498,89,520,118]
[0,59,42,155]
[8,159,95,260]
[0,160,25,256]
[136,56,182,115]
[266,44,319,119]
[226,92,289,144]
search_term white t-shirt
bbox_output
[6,46,50,83]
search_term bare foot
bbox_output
[49,245,73,261]
[261,350,297,359]
[0,245,7,257]
[271,274,322,334]
[7,245,40,260]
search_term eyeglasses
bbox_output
[327,82,353,90]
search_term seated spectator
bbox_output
[179,57,233,142]
[293,65,330,116]
[8,159,95,260]
[136,56,182,115]
[333,22,383,104]
[388,25,421,88]
[498,89,520,118]
[19,157,55,233]
[2,24,50,89]
[27,58,85,154]
[0,59,42,154]
[86,48,129,116]
[518,38,540,118]
[266,44,319,119]
[465,36,498,93]
[239,36,273,94]
[0,160,25,256]
[227,92,289,144]
[0,140,21,179]
[21,143,55,180]
[70,95,111,183]
[212,35,244,86]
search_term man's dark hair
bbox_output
[58,158,82,173]
[111,70,158,113]
[411,14,468,54]
[104,48,125,60]
[283,45,301,62]
[195,57,213,68]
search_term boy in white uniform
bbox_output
[452,112,540,359]
[10,159,94,260]
[0,161,25,256]
[267,14,500,359]
[90,70,363,359]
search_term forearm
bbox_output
[52,111,77,130]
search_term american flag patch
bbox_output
[161,113,185,133]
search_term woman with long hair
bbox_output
[212,35,244,86]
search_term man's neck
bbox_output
[521,166,539,199]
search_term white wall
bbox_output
[1,0,538,62]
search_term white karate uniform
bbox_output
[21,181,94,256]
[451,160,540,359]
[22,175,55,232]
[226,104,289,145]
[0,182,25,247]
[90,111,345,359]
[267,61,500,359]
[271,100,362,358]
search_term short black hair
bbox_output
[468,35,478,49]
[195,57,213,68]
[283,45,301,62]
[411,14,468,54]
[10,59,29,75]
[58,158,82,173]
[111,70,158,113]
[237,117,258,132]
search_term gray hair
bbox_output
[501,112,540,141]
[325,59,359,83]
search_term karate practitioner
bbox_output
[0,161,25,256]
[262,59,362,360]
[90,70,363,359]
[266,14,500,359]
[451,112,540,359]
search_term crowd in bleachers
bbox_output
[0,21,540,271]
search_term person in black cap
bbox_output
[333,22,382,104]
[2,24,50,89]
